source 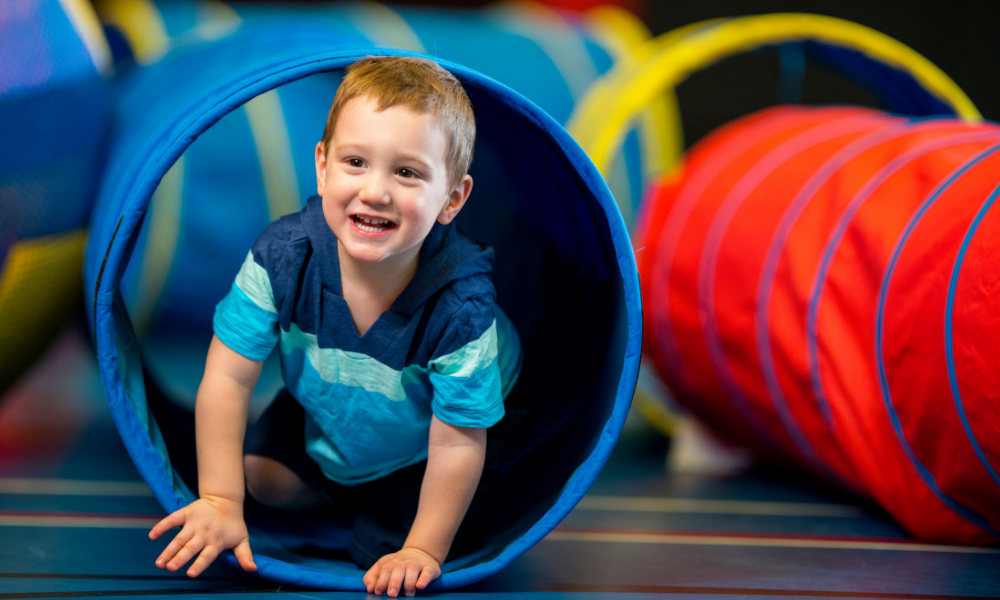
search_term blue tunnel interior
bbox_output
[83,21,640,591]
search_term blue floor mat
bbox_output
[1,330,998,599]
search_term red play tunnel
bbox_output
[638,105,1000,544]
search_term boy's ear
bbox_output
[315,141,328,194]
[438,174,474,225]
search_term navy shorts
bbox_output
[244,388,522,568]
[244,389,431,568]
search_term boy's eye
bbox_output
[397,168,416,179]
[347,158,364,168]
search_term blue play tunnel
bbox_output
[98,0,656,411]
[84,21,640,590]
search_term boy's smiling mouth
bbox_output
[352,214,396,234]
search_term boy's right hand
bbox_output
[149,496,257,578]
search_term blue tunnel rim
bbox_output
[87,46,642,590]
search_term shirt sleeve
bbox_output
[213,249,280,361]
[428,297,506,428]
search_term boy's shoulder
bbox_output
[249,200,326,274]
[422,269,498,364]
[248,208,315,308]
[254,210,309,252]
[415,224,496,309]
[416,226,498,355]
[435,267,495,310]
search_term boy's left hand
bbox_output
[363,547,441,597]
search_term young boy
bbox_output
[149,56,522,598]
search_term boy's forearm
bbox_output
[195,374,251,503]
[195,336,262,504]
[403,418,487,563]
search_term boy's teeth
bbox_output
[354,215,392,232]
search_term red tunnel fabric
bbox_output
[879,144,1000,539]
[638,105,1000,544]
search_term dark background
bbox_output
[379,0,1000,148]
[645,1,1000,147]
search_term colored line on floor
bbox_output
[0,574,238,582]
[0,581,991,600]
[0,512,159,528]
[0,589,274,599]
[0,479,152,497]
[576,495,864,516]
[542,583,1000,599]
[547,528,1000,553]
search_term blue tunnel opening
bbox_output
[84,21,640,591]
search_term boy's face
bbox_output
[315,95,473,271]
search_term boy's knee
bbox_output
[244,455,312,508]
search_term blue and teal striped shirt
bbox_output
[213,196,521,486]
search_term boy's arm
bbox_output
[196,334,262,505]
[364,415,486,597]
[149,335,263,577]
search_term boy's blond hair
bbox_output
[321,56,476,188]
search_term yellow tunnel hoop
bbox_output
[0,230,88,389]
[583,5,681,186]
[569,12,980,439]
[569,12,980,177]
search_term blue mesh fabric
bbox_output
[0,0,110,241]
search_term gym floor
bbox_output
[2,329,998,599]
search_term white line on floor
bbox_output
[546,531,1000,554]
[576,496,863,517]
[0,478,153,497]
[0,515,160,528]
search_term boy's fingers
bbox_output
[415,566,437,590]
[375,563,394,595]
[234,540,257,572]
[149,510,185,539]
[155,528,194,568]
[155,540,177,568]
[363,564,379,593]
[403,563,421,597]
[186,545,220,578]
[166,537,203,572]
[387,561,407,598]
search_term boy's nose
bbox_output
[359,174,391,205]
